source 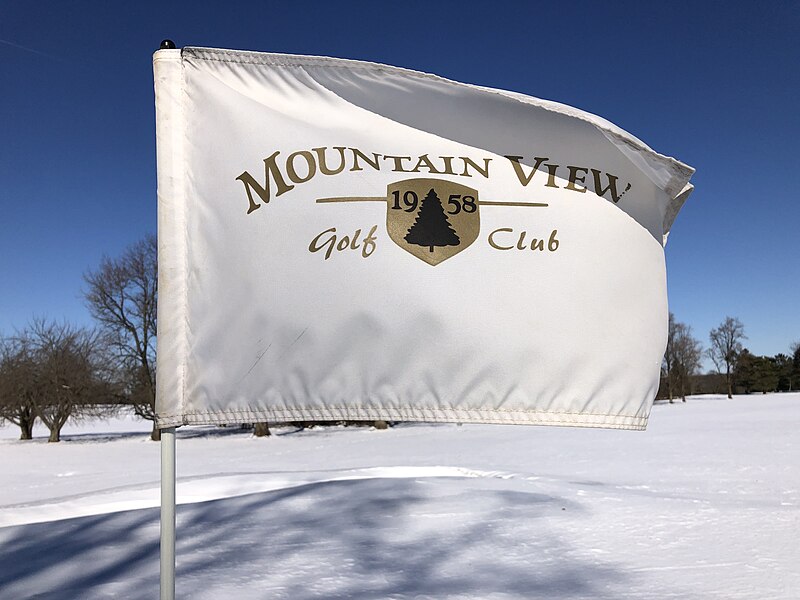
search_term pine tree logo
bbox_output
[404,188,460,252]
[386,178,480,266]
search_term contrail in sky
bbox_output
[0,38,70,63]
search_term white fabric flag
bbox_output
[153,46,694,430]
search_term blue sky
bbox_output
[1,1,798,365]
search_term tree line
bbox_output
[2,235,798,441]
[1,236,158,442]
[660,314,800,402]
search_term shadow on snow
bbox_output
[0,477,628,599]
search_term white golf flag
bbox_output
[153,46,693,430]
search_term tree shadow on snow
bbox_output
[0,477,628,599]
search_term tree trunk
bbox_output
[667,373,674,404]
[48,427,61,443]
[254,422,271,437]
[19,418,35,440]
[151,422,161,441]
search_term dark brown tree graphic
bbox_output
[404,188,460,252]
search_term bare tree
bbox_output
[0,336,37,439]
[672,323,703,401]
[84,235,159,440]
[28,320,107,442]
[662,313,678,403]
[4,321,107,442]
[708,317,746,399]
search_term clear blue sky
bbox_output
[2,1,798,365]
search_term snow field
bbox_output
[0,394,798,599]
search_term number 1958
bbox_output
[390,190,477,214]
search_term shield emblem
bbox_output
[386,178,480,266]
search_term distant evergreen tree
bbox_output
[405,188,460,252]
[792,343,800,391]
[734,350,780,393]
[774,353,793,391]
[753,356,779,393]
[734,349,756,393]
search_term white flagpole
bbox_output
[160,426,176,600]
[155,38,178,600]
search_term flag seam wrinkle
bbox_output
[156,407,648,424]
[156,408,648,431]
[163,407,646,418]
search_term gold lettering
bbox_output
[411,154,445,174]
[439,156,456,175]
[362,225,378,258]
[548,229,559,251]
[309,225,379,260]
[309,227,338,260]
[488,228,559,252]
[591,169,631,203]
[313,147,346,176]
[349,230,361,251]
[504,156,549,186]
[544,164,560,188]
[235,151,294,215]
[383,155,413,172]
[565,166,589,193]
[286,150,317,183]
[488,228,514,250]
[459,157,491,178]
[349,148,381,172]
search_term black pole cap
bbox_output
[160,39,176,50]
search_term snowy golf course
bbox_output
[1,394,798,599]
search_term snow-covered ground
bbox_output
[1,394,798,599]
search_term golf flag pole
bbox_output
[160,426,176,600]
[157,38,177,600]
[152,39,693,598]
